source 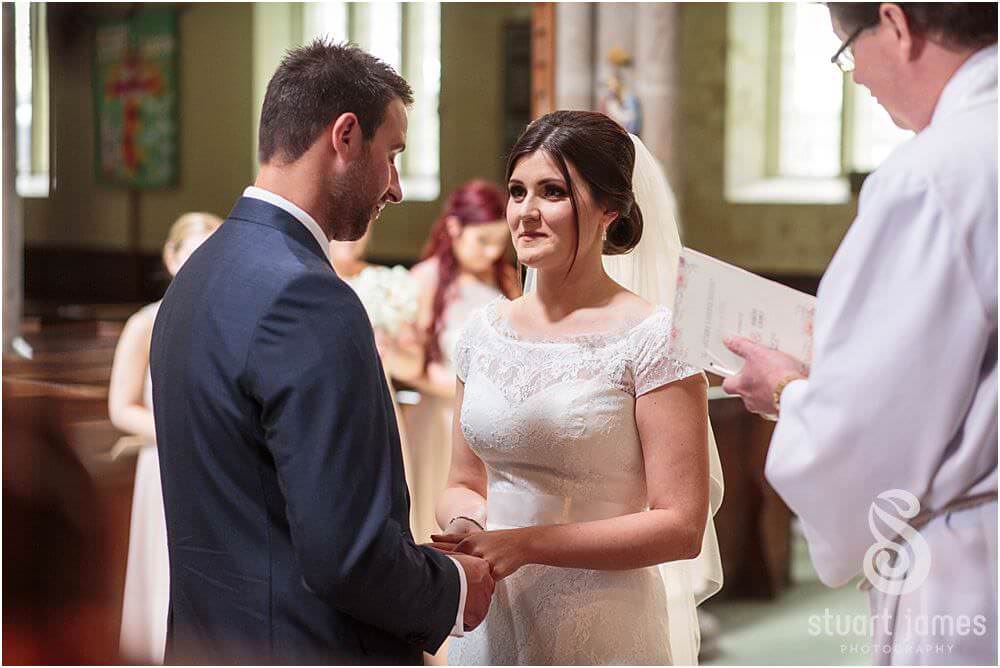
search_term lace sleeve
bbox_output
[632,308,701,397]
[453,308,484,383]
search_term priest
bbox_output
[722,3,997,665]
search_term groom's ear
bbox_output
[330,112,364,164]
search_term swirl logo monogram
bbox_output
[862,489,931,595]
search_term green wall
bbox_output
[25,2,850,274]
[24,3,254,252]
[23,2,529,262]
[678,3,859,275]
[361,2,531,262]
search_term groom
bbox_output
[150,41,493,664]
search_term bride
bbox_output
[433,110,724,665]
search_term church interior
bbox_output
[4,2,915,664]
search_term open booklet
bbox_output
[671,248,816,377]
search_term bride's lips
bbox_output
[519,231,547,240]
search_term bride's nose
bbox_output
[516,204,541,228]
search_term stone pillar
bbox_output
[3,4,23,355]
[594,4,635,103]
[635,3,683,196]
[554,4,594,111]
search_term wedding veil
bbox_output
[523,134,724,665]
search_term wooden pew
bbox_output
[3,380,131,664]
[4,321,137,662]
[708,379,792,599]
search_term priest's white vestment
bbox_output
[766,45,998,665]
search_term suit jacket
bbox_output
[150,197,460,665]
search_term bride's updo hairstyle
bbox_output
[505,110,643,258]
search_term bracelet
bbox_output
[449,515,485,531]
[772,374,805,413]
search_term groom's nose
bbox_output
[386,164,403,204]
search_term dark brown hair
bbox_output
[258,40,414,164]
[827,3,998,51]
[505,110,643,266]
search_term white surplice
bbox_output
[765,46,998,665]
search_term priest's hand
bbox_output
[721,336,808,416]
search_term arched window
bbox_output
[725,3,911,203]
[14,0,49,198]
[252,2,440,201]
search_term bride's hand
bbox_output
[446,516,486,536]
[426,516,486,553]
[436,529,536,580]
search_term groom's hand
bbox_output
[449,552,495,631]
[722,336,808,415]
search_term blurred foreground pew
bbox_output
[3,318,137,664]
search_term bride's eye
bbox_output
[544,184,567,198]
[508,184,526,200]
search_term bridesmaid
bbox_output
[329,228,423,383]
[404,180,520,546]
[112,212,221,664]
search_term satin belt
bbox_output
[487,489,642,528]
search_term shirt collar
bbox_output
[931,44,998,126]
[242,186,331,263]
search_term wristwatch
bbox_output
[772,374,805,413]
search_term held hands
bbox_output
[424,515,495,631]
[430,528,534,581]
[448,552,495,632]
[721,336,808,416]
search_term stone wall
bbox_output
[677,3,857,275]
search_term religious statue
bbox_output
[599,45,642,135]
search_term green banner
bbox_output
[94,9,178,188]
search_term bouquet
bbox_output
[350,265,420,336]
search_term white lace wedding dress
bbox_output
[448,297,704,665]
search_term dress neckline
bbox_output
[483,296,666,346]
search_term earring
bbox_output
[602,227,608,242]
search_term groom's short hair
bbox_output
[258,40,413,165]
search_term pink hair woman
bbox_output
[402,180,520,551]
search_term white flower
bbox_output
[351,265,420,335]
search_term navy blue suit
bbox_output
[150,197,459,665]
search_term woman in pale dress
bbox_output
[113,212,221,664]
[433,112,723,665]
[329,228,424,383]
[403,180,520,546]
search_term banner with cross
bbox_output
[93,9,178,188]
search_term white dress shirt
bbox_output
[242,185,468,639]
[243,186,332,263]
[765,47,997,664]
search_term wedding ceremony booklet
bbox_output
[671,248,816,377]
